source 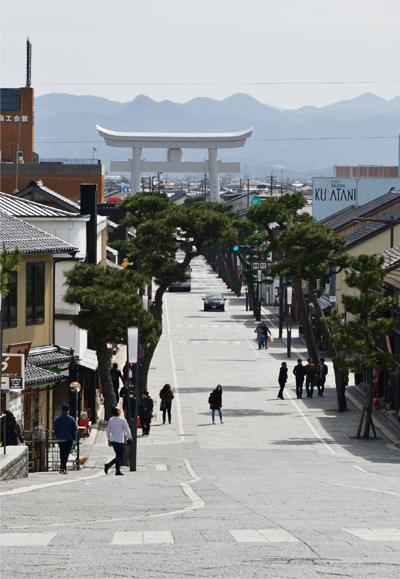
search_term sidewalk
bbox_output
[261,303,400,446]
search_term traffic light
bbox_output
[232,245,251,252]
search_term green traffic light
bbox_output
[233,245,239,251]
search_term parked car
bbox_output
[202,292,226,311]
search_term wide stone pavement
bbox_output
[1,256,400,579]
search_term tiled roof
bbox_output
[17,180,80,211]
[28,345,77,367]
[384,266,400,291]
[323,190,400,231]
[24,363,62,387]
[0,211,79,254]
[346,206,400,247]
[377,244,400,269]
[0,192,76,218]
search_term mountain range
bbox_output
[34,92,400,179]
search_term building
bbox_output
[0,42,105,203]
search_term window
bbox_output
[26,262,45,325]
[3,271,17,328]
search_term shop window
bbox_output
[3,271,17,328]
[26,262,45,325]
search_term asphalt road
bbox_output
[1,256,400,579]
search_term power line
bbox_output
[1,81,400,87]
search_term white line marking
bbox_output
[258,528,300,542]
[287,393,338,455]
[344,528,400,541]
[0,468,106,496]
[164,293,171,336]
[0,533,57,546]
[230,529,267,542]
[112,532,142,545]
[333,482,400,497]
[168,341,185,441]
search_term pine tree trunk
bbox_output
[309,286,347,411]
[292,276,319,364]
[95,339,116,420]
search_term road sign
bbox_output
[251,261,268,270]
[1,354,24,390]
[252,197,260,205]
[330,296,336,303]
[138,345,144,358]
[122,185,131,194]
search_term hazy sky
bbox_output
[1,0,399,109]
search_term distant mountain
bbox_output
[34,92,400,178]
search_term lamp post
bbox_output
[287,285,293,358]
[92,147,97,162]
[69,381,81,471]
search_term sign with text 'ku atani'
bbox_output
[1,354,24,390]
[312,178,357,221]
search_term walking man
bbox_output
[278,362,288,399]
[305,358,317,398]
[139,391,154,436]
[110,363,124,403]
[104,407,132,476]
[293,359,306,399]
[261,322,272,349]
[317,358,328,396]
[54,404,77,474]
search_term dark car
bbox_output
[202,292,226,311]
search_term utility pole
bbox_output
[247,178,250,208]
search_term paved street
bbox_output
[2,256,400,579]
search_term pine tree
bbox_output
[327,254,396,437]
[63,264,159,418]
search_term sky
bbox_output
[1,0,400,110]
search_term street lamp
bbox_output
[69,381,81,471]
[287,285,293,358]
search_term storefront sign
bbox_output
[0,115,28,122]
[1,354,24,390]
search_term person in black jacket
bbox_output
[1,411,24,446]
[209,385,223,424]
[139,391,154,436]
[317,358,328,396]
[110,363,124,403]
[54,404,77,474]
[278,362,288,399]
[293,359,307,399]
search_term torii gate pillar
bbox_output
[131,147,142,195]
[208,148,219,203]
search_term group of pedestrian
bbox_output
[254,322,272,349]
[278,358,328,400]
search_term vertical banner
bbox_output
[127,327,138,364]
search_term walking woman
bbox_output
[254,323,264,349]
[159,383,174,424]
[209,384,223,424]
[278,362,288,399]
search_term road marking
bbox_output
[287,393,338,455]
[233,341,241,344]
[333,482,400,497]
[164,294,171,335]
[168,341,185,441]
[1,533,56,546]
[112,531,174,544]
[229,529,299,543]
[0,468,106,496]
[344,528,400,541]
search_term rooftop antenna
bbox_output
[26,37,32,88]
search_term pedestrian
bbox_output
[317,358,328,396]
[159,383,174,424]
[104,407,132,476]
[278,362,288,399]
[254,323,264,349]
[293,359,306,399]
[209,384,223,424]
[305,358,317,398]
[139,391,154,436]
[54,404,77,475]
[110,363,124,403]
[0,411,24,446]
[119,383,135,420]
[261,322,272,349]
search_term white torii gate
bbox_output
[97,126,253,203]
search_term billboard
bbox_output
[313,178,357,221]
